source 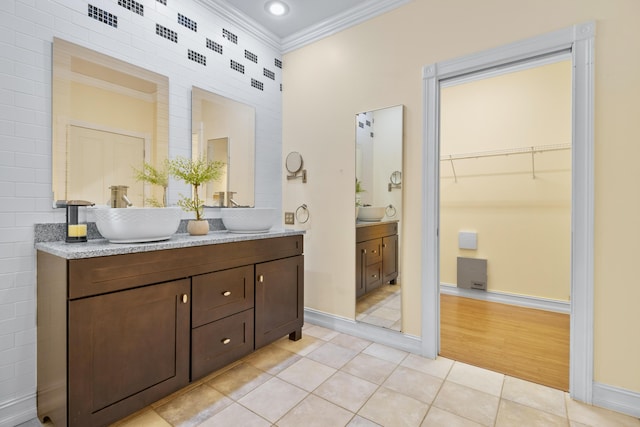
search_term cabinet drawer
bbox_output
[192,265,254,328]
[191,309,254,380]
[363,240,382,266]
[365,263,382,292]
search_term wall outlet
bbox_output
[284,212,295,225]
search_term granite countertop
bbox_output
[356,219,399,228]
[35,229,305,260]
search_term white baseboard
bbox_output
[303,308,422,355]
[440,283,570,314]
[0,393,37,427]
[593,382,640,418]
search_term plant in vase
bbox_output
[168,155,224,235]
[132,160,169,207]
[355,178,366,220]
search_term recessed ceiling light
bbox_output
[264,1,289,17]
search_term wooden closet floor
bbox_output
[440,294,570,391]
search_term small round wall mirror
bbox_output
[390,170,402,185]
[286,151,307,183]
[286,151,303,174]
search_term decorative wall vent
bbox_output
[206,39,223,55]
[223,28,238,44]
[366,120,371,127]
[230,59,245,74]
[244,50,258,63]
[263,68,275,80]
[280,83,283,92]
[275,58,282,69]
[88,4,118,27]
[156,0,167,4]
[251,78,264,91]
[118,0,143,16]
[156,23,178,43]
[178,13,197,32]
[359,122,364,128]
[188,49,206,66]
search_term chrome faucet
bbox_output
[109,185,133,208]
[226,191,237,207]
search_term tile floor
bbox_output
[24,324,640,427]
[356,283,401,331]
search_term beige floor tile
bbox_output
[272,334,324,356]
[369,306,401,322]
[330,333,372,352]
[565,395,640,427]
[446,362,505,397]
[400,354,454,379]
[358,387,429,427]
[155,384,232,427]
[206,362,272,400]
[110,409,172,427]
[382,365,443,404]
[197,403,270,427]
[348,415,382,426]
[303,325,341,341]
[421,407,483,427]
[307,341,359,369]
[277,357,336,392]
[277,394,355,427]
[242,344,301,375]
[501,376,566,417]
[570,422,590,427]
[362,342,408,364]
[359,315,396,328]
[313,370,379,413]
[495,399,568,427]
[341,353,398,385]
[238,377,307,423]
[432,381,499,426]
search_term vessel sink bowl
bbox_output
[221,208,277,233]
[357,206,386,222]
[94,207,182,243]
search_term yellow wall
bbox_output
[283,0,640,392]
[440,61,572,301]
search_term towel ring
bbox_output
[386,204,397,218]
[296,204,309,224]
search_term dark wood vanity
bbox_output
[356,221,398,297]
[36,234,303,427]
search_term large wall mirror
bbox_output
[191,87,255,207]
[355,105,404,331]
[52,38,169,207]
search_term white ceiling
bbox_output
[201,0,411,52]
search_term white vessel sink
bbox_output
[357,206,386,222]
[221,208,277,233]
[94,207,182,243]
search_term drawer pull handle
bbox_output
[363,249,367,254]
[222,338,231,345]
[372,274,377,278]
[181,294,188,304]
[222,291,232,297]
[382,244,386,248]
[372,250,377,254]
[258,274,264,283]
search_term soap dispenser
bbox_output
[65,200,94,243]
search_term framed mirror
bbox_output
[52,38,169,207]
[355,105,404,331]
[191,87,255,207]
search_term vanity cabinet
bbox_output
[356,222,398,297]
[37,234,303,427]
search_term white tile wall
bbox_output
[0,0,283,424]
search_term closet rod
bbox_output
[441,143,571,182]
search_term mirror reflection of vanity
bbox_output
[355,105,404,331]
[191,87,255,207]
[52,38,169,207]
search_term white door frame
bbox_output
[421,22,595,402]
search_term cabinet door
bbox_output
[68,279,190,427]
[356,242,367,298]
[382,234,399,284]
[255,255,304,349]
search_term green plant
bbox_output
[168,156,224,220]
[132,160,169,207]
[355,178,366,207]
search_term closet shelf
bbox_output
[440,143,571,182]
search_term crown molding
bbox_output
[196,0,412,54]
